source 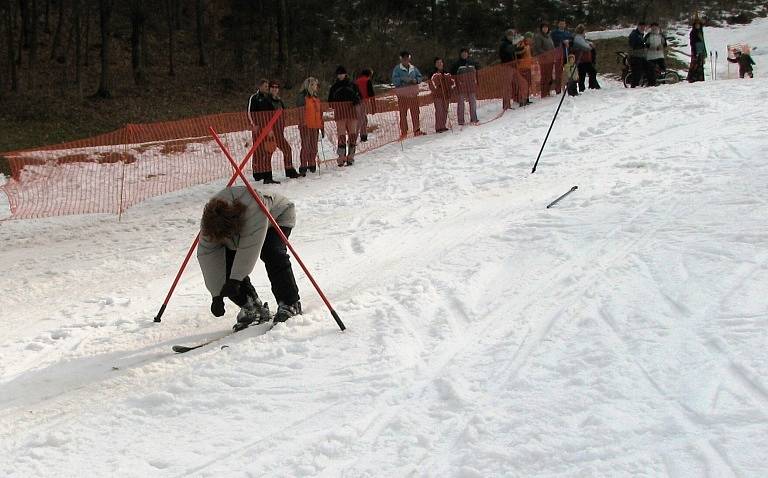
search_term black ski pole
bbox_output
[546,186,578,208]
[531,51,581,174]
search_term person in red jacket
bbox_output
[355,68,376,142]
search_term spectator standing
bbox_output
[551,20,574,94]
[645,23,668,84]
[628,21,650,87]
[354,69,376,142]
[572,25,598,92]
[267,81,300,179]
[248,79,281,184]
[533,22,556,97]
[687,18,707,82]
[451,48,480,125]
[328,66,362,166]
[296,77,323,176]
[498,28,523,109]
[392,51,424,138]
[517,32,534,102]
[429,57,454,133]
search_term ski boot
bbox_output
[273,301,302,323]
[233,299,271,332]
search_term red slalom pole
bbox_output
[153,111,283,322]
[209,126,346,331]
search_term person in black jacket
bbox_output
[328,66,362,166]
[266,80,300,180]
[628,22,649,87]
[498,28,524,110]
[249,79,282,184]
[451,48,480,125]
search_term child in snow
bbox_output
[197,186,302,330]
[728,49,755,78]
[565,54,579,96]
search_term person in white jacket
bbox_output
[197,186,301,329]
[644,22,667,82]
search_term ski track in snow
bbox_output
[2,28,768,476]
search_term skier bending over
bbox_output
[197,185,302,330]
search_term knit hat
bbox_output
[335,65,347,75]
[524,31,534,39]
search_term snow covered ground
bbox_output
[2,24,768,478]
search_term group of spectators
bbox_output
[246,19,601,184]
[627,21,671,87]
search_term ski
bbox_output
[172,321,274,353]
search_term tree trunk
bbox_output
[49,0,63,59]
[95,0,111,98]
[165,0,174,76]
[195,0,206,66]
[43,0,49,33]
[5,0,17,90]
[19,0,29,49]
[27,0,36,88]
[83,0,89,65]
[129,0,146,84]
[276,0,287,81]
[73,0,81,92]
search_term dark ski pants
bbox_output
[298,126,319,170]
[433,96,449,131]
[577,63,598,91]
[225,226,300,306]
[629,56,647,87]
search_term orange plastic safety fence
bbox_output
[0,51,570,220]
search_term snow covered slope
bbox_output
[2,44,768,478]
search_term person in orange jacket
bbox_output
[296,77,324,175]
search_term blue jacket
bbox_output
[392,63,423,87]
[551,28,574,47]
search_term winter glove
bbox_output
[219,279,242,299]
[211,296,225,317]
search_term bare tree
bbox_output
[165,0,175,76]
[95,0,111,98]
[4,0,17,91]
[195,0,206,66]
[27,0,37,88]
[83,0,90,65]
[50,0,64,60]
[129,0,146,84]
[276,0,288,81]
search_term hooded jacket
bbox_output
[197,186,296,297]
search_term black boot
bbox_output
[308,165,317,173]
[346,144,356,166]
[253,172,265,182]
[298,166,308,176]
[273,301,302,323]
[263,171,281,184]
[285,168,301,179]
[336,144,347,167]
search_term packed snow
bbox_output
[1,21,767,478]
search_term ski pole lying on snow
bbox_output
[210,127,346,332]
[153,110,284,323]
[546,186,578,209]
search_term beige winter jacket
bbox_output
[197,186,296,297]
